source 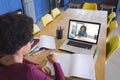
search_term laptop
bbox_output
[60,19,101,55]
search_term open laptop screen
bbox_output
[68,20,101,44]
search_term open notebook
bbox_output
[29,35,56,54]
[46,53,95,80]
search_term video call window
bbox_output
[68,21,100,43]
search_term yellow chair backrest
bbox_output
[41,14,53,27]
[106,35,120,60]
[82,2,97,10]
[107,20,118,38]
[107,12,116,27]
[33,24,40,35]
[51,8,61,18]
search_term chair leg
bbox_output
[77,6,79,8]
[69,6,71,8]
[111,8,113,12]
[101,8,103,10]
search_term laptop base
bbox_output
[60,39,96,56]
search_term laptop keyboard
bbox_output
[67,41,92,49]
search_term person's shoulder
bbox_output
[19,64,45,80]
[20,61,37,72]
[11,62,36,72]
[21,63,40,76]
[24,63,49,80]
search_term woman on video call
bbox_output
[0,13,65,80]
[78,26,87,37]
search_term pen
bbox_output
[62,26,64,31]
[60,26,61,31]
[49,49,55,56]
[57,26,59,31]
[60,26,64,31]
[50,49,55,54]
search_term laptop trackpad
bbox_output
[67,41,92,49]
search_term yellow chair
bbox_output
[106,35,120,60]
[107,12,116,27]
[51,8,61,18]
[82,2,97,10]
[33,24,40,35]
[41,14,53,27]
[107,20,118,39]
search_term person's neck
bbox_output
[0,52,23,66]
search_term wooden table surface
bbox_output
[25,9,107,80]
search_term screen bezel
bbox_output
[67,19,101,44]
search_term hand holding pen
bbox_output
[47,52,57,64]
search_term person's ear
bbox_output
[22,42,31,55]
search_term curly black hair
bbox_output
[0,13,33,55]
[80,26,87,32]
